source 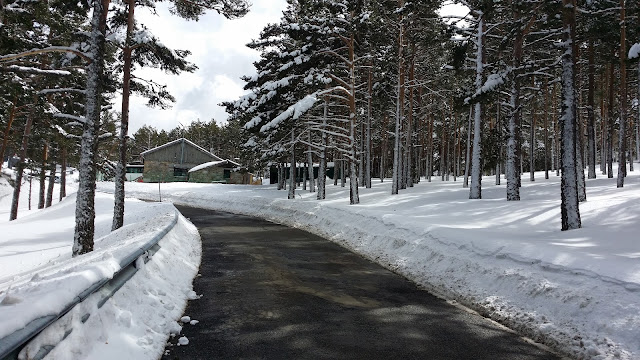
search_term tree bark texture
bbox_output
[469,16,484,200]
[45,155,55,208]
[392,8,404,195]
[73,0,110,256]
[0,96,17,164]
[9,104,34,221]
[38,144,47,210]
[112,0,135,231]
[60,146,67,201]
[587,39,597,179]
[559,0,582,231]
[617,0,627,188]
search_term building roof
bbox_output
[188,159,242,173]
[140,138,222,161]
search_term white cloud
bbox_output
[122,0,288,134]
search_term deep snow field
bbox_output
[0,168,201,360]
[94,165,640,360]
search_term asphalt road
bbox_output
[163,206,561,360]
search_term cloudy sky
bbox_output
[125,0,288,133]
[124,1,466,134]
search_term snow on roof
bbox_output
[141,138,222,160]
[188,159,241,173]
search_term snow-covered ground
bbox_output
[0,165,201,360]
[93,165,640,360]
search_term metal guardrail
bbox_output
[0,210,179,360]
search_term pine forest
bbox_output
[1,0,639,255]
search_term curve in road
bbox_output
[163,206,561,360]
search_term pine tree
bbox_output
[73,0,110,256]
[111,0,200,231]
[559,0,581,231]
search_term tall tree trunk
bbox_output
[454,105,460,181]
[428,112,434,182]
[392,6,405,195]
[576,107,587,202]
[45,155,55,208]
[575,47,586,202]
[507,77,521,201]
[302,161,307,191]
[380,114,388,182]
[60,146,67,201]
[441,112,447,181]
[506,26,523,201]
[317,99,328,200]
[530,78,537,182]
[552,83,560,176]
[307,128,315,192]
[38,144,47,209]
[288,131,296,200]
[0,96,17,164]
[617,0,627,187]
[587,39,597,179]
[28,175,33,210]
[358,123,364,186]
[405,54,415,188]
[607,60,614,178]
[74,0,111,256]
[559,0,581,231]
[463,106,472,187]
[112,0,135,231]
[469,16,484,199]
[9,101,35,221]
[600,71,606,175]
[544,83,550,179]
[636,62,640,167]
[365,68,372,188]
[348,34,359,205]
[496,102,502,185]
[277,164,282,190]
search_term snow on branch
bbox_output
[629,43,640,60]
[260,95,319,133]
[244,116,262,130]
[53,113,86,124]
[465,71,508,104]
[2,65,71,75]
[0,46,91,63]
[54,125,81,139]
[39,88,87,95]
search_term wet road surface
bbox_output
[163,206,561,360]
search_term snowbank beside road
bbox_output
[0,181,201,359]
[99,167,640,360]
[19,215,202,360]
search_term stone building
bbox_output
[188,159,252,184]
[141,138,222,182]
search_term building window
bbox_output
[174,167,188,177]
[126,166,143,174]
[223,169,231,179]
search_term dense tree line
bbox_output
[128,118,246,163]
[230,0,639,231]
[1,0,638,258]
